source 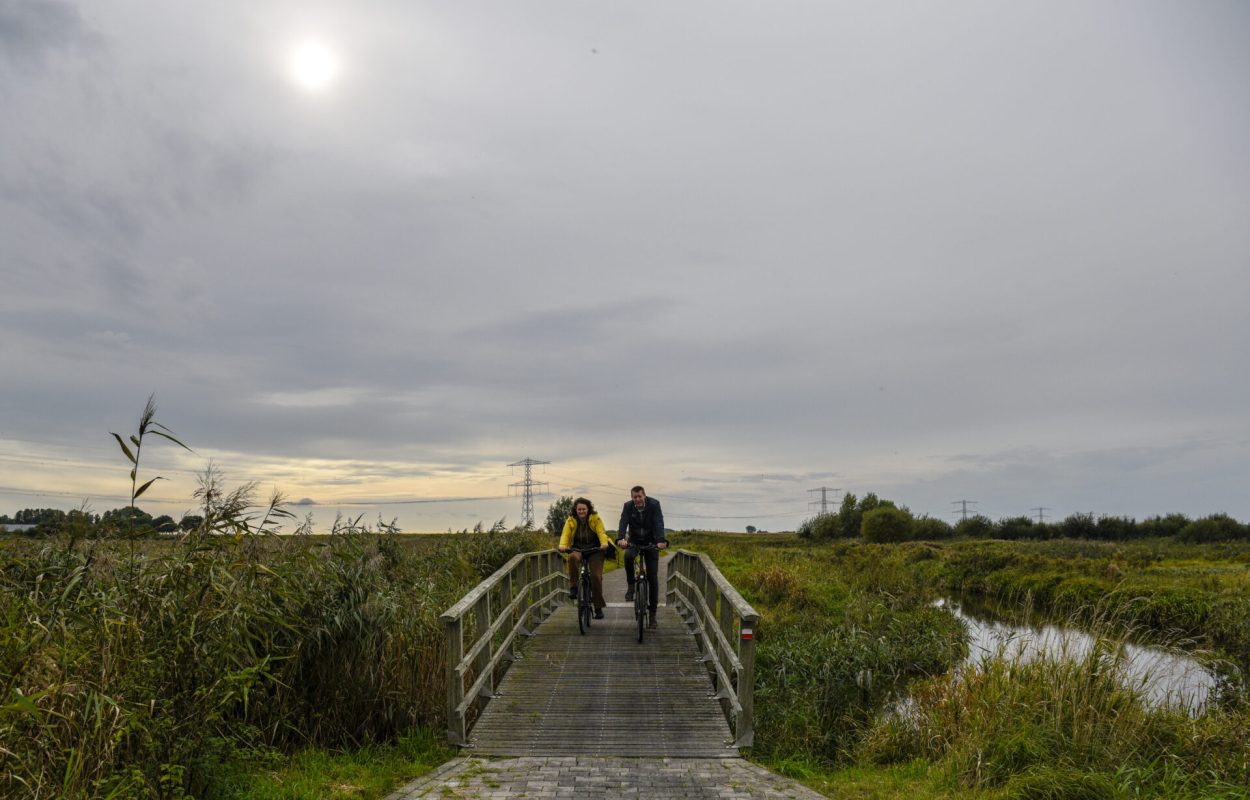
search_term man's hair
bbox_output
[630,486,646,495]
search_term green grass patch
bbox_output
[207,728,452,800]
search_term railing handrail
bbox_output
[439,548,565,745]
[439,549,544,622]
[439,546,763,750]
[666,549,760,748]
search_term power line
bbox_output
[668,511,808,520]
[1032,506,1050,524]
[543,470,807,506]
[315,494,510,507]
[507,458,549,528]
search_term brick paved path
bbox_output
[385,755,828,798]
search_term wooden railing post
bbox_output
[736,612,759,748]
[444,615,465,745]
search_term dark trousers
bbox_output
[624,546,660,612]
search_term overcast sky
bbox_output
[2,0,1248,532]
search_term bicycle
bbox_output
[566,546,601,635]
[629,543,660,643]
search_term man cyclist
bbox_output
[616,486,666,628]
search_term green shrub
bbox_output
[861,507,914,543]
[1094,515,1137,541]
[955,515,995,539]
[1060,513,1097,540]
[1180,514,1248,544]
[797,513,842,541]
[1138,513,1191,538]
[911,516,953,541]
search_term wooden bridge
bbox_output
[440,549,760,757]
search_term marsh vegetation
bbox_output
[4,402,1248,798]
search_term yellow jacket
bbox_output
[559,512,611,550]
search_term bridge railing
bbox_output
[666,549,761,748]
[439,548,565,745]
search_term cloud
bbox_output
[0,0,99,73]
[2,1,1250,530]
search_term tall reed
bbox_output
[0,399,545,798]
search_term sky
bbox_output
[2,0,1249,533]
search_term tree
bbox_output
[101,506,155,537]
[954,514,994,539]
[1059,513,1097,540]
[745,525,757,534]
[152,514,178,533]
[797,513,841,540]
[838,493,860,537]
[1179,514,1248,543]
[1094,515,1137,541]
[911,515,954,541]
[1138,513,1190,538]
[861,506,913,543]
[544,496,574,536]
[995,516,1035,541]
[12,508,67,525]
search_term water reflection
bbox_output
[936,597,1217,713]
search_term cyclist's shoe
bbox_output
[594,609,605,619]
[569,588,578,600]
[624,586,635,601]
[647,615,658,629]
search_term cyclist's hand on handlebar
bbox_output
[658,541,668,549]
[616,538,628,549]
[558,546,569,553]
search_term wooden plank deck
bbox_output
[466,602,736,757]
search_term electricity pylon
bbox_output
[808,486,840,515]
[951,499,978,521]
[508,458,550,528]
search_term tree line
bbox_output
[797,492,1249,544]
[0,506,203,537]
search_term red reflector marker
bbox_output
[741,629,754,640]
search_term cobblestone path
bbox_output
[385,755,828,799]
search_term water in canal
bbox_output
[936,596,1218,713]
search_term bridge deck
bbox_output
[467,602,736,757]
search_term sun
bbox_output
[287,39,340,93]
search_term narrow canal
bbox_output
[936,596,1218,712]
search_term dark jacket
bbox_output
[618,496,666,546]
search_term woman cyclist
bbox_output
[557,497,611,619]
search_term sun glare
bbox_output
[287,39,340,93]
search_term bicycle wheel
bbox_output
[635,573,648,643]
[582,571,593,629]
[578,571,592,634]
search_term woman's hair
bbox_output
[571,496,595,516]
